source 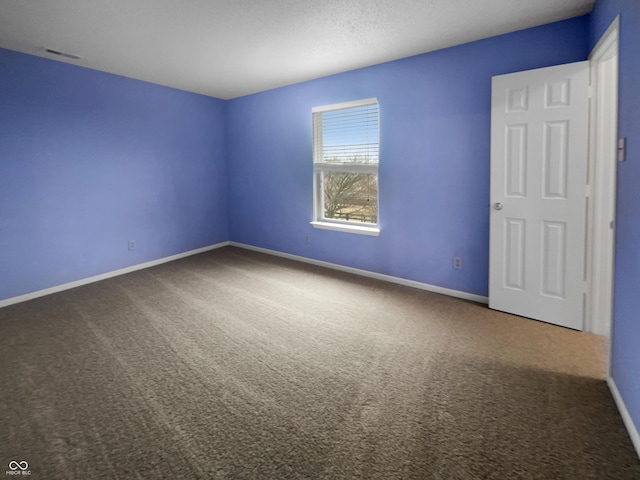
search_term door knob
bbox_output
[494,202,504,210]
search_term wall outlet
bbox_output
[128,240,136,251]
[304,234,311,243]
[453,256,463,270]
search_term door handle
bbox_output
[494,202,504,210]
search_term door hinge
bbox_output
[585,184,592,197]
[588,85,595,99]
[584,281,591,293]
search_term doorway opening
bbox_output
[585,15,620,365]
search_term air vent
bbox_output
[44,48,81,60]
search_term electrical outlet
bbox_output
[453,256,463,270]
[304,234,311,243]
[128,240,136,251]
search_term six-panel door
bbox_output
[489,61,589,330]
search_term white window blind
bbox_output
[313,98,379,173]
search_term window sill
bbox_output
[310,221,380,236]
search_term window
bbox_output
[311,98,380,236]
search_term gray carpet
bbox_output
[1,246,639,479]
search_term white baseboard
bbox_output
[0,241,230,309]
[1,240,488,309]
[608,376,640,460]
[230,242,488,304]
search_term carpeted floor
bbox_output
[1,246,639,479]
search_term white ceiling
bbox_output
[0,0,595,99]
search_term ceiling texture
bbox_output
[0,0,595,99]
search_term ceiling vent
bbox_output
[44,48,81,60]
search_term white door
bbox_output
[489,61,589,330]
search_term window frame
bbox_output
[311,98,380,236]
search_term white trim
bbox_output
[0,241,230,309]
[608,377,640,461]
[589,16,620,62]
[310,221,380,236]
[230,242,488,304]
[312,97,378,113]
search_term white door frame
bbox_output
[585,16,619,350]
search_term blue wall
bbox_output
[227,17,589,297]
[590,0,640,446]
[0,49,229,300]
